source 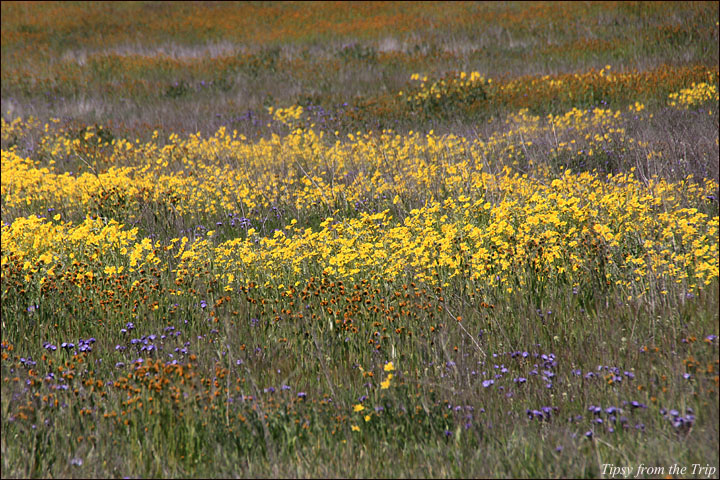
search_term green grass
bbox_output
[2,1,719,478]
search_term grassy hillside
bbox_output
[2,2,718,477]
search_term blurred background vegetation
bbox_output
[2,1,718,139]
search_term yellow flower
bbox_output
[353,404,365,412]
[381,373,393,390]
[351,425,360,432]
[384,362,394,372]
[364,415,371,422]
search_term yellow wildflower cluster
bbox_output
[401,71,489,110]
[268,104,305,127]
[381,361,394,389]
[175,169,718,294]
[4,166,716,299]
[2,102,718,300]
[1,116,42,145]
[2,214,140,284]
[668,82,719,109]
[3,99,716,228]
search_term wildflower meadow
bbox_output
[1,2,719,478]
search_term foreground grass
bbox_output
[2,277,718,477]
[2,2,719,478]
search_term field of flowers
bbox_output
[2,2,719,478]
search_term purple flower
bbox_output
[588,405,602,415]
[20,357,37,366]
[482,379,494,388]
[527,409,544,420]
